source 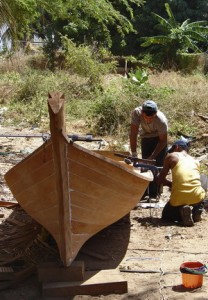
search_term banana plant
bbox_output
[140,3,208,67]
[128,68,149,85]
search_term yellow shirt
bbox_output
[170,153,205,206]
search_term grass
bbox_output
[0,52,207,155]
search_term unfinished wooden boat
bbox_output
[5,92,153,266]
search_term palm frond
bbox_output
[187,21,208,27]
[184,30,208,43]
[181,35,201,53]
[140,35,171,47]
[165,3,177,27]
[152,12,172,30]
[180,19,190,29]
[187,26,208,34]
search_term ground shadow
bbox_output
[76,213,131,270]
[133,216,182,228]
[172,284,203,293]
[133,215,171,226]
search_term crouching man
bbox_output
[157,140,206,227]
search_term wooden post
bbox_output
[48,92,72,266]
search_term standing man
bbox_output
[130,99,168,198]
[157,140,206,227]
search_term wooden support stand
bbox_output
[38,261,128,298]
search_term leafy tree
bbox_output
[1,0,145,52]
[119,0,208,57]
[140,3,208,68]
[0,0,16,48]
[165,0,208,22]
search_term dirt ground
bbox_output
[0,125,208,300]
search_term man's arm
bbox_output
[157,154,171,187]
[148,132,167,160]
[129,123,139,156]
[157,152,179,187]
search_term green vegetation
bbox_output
[140,3,208,68]
[0,0,207,157]
[1,1,208,68]
[0,51,207,155]
[0,0,144,52]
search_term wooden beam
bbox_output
[42,269,127,297]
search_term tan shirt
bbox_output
[131,107,168,138]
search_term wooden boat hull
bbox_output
[5,93,153,266]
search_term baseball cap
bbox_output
[142,100,158,115]
[168,140,189,153]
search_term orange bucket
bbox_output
[180,262,204,289]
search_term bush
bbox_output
[177,53,207,73]
[61,37,116,88]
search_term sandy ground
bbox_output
[0,126,208,300]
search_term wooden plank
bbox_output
[42,269,128,297]
[0,201,18,208]
[38,261,84,282]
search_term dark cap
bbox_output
[168,140,189,153]
[142,100,158,113]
